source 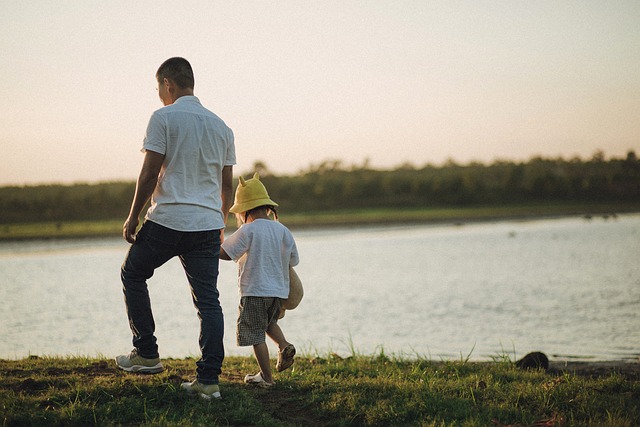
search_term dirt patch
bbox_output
[253,387,326,427]
[74,360,116,377]
[548,361,640,380]
[13,377,49,394]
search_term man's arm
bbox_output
[220,165,234,241]
[123,150,165,243]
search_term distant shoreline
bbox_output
[1,203,638,241]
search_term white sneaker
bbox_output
[244,372,274,388]
[115,349,163,374]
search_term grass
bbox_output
[1,202,636,241]
[1,352,639,426]
[0,220,124,241]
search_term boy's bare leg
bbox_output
[268,322,296,372]
[266,322,290,351]
[252,343,273,384]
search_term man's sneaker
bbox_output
[115,349,164,374]
[181,380,221,399]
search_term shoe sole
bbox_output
[277,345,296,372]
[254,381,274,389]
[244,379,274,389]
[116,362,164,374]
[181,384,222,399]
[198,391,222,399]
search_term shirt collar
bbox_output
[173,95,200,104]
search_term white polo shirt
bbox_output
[142,96,236,231]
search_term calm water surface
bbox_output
[1,214,638,362]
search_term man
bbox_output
[116,57,235,400]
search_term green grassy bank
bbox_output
[1,203,637,241]
[1,354,639,426]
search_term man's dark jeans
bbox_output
[121,220,224,384]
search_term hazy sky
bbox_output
[1,1,639,185]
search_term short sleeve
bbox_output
[142,111,167,155]
[288,231,299,267]
[224,128,236,166]
[221,226,250,262]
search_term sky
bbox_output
[1,1,639,186]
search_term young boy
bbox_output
[220,173,298,388]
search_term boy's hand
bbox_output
[219,247,232,261]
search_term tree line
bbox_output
[1,151,639,224]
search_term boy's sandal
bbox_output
[276,344,296,372]
[244,372,274,389]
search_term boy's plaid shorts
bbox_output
[237,296,282,346]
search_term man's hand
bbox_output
[123,216,139,243]
[123,150,164,244]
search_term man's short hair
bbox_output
[156,57,195,89]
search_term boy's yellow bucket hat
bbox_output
[229,172,278,214]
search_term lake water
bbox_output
[1,214,638,362]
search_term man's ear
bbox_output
[163,78,174,92]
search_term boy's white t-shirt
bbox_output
[222,219,299,298]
